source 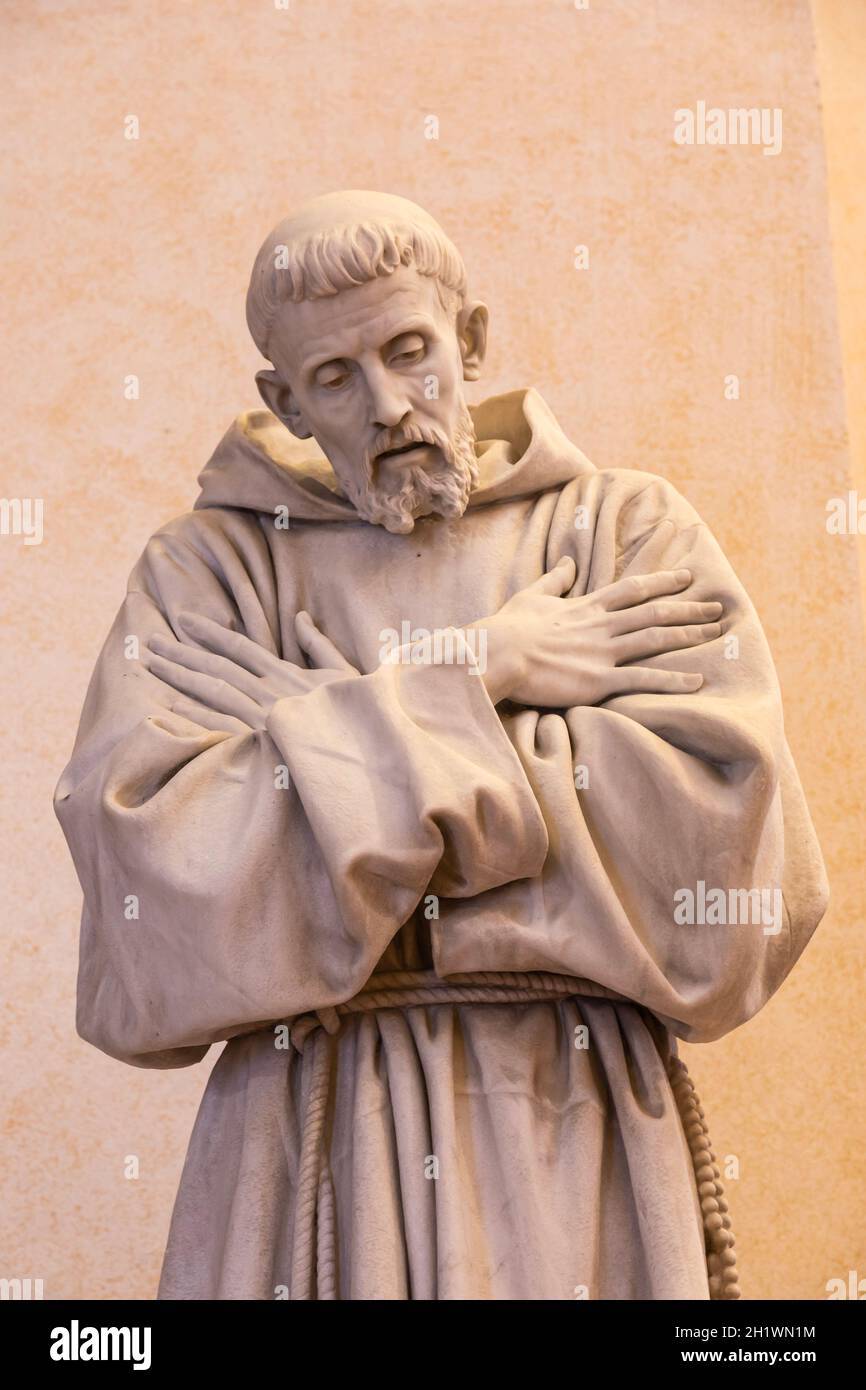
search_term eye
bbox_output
[388,333,426,366]
[315,361,352,391]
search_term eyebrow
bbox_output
[303,317,434,378]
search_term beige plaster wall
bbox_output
[1,0,863,1300]
[813,0,866,624]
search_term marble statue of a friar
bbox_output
[55,191,828,1300]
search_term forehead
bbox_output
[270,265,449,369]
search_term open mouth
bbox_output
[376,441,433,464]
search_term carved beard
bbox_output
[346,401,479,535]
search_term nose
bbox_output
[365,363,412,432]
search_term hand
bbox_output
[466,558,723,707]
[143,611,359,733]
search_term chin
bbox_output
[377,501,455,535]
[373,487,472,535]
[379,511,419,536]
[348,407,479,533]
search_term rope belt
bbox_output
[281,968,740,1301]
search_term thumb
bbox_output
[295,611,358,674]
[526,555,576,597]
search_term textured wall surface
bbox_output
[814,0,866,621]
[2,0,864,1301]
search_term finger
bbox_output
[524,556,576,597]
[610,599,723,635]
[175,612,275,677]
[295,611,359,674]
[144,651,265,725]
[615,622,722,663]
[599,569,693,612]
[607,667,704,696]
[147,633,266,702]
[169,697,256,737]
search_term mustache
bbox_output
[363,421,453,477]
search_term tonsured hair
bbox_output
[246,219,468,361]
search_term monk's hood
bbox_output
[194,387,595,522]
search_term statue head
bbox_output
[246,190,488,534]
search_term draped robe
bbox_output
[54,388,828,1300]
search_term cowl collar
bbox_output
[194,387,595,522]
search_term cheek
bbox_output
[303,390,361,442]
[419,347,461,407]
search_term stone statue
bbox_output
[55,190,828,1300]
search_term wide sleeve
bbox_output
[430,471,829,1043]
[54,513,548,1069]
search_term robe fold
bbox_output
[55,387,828,1299]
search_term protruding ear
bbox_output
[457,300,489,381]
[255,369,313,439]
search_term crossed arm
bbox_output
[142,557,724,729]
[59,509,825,1066]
